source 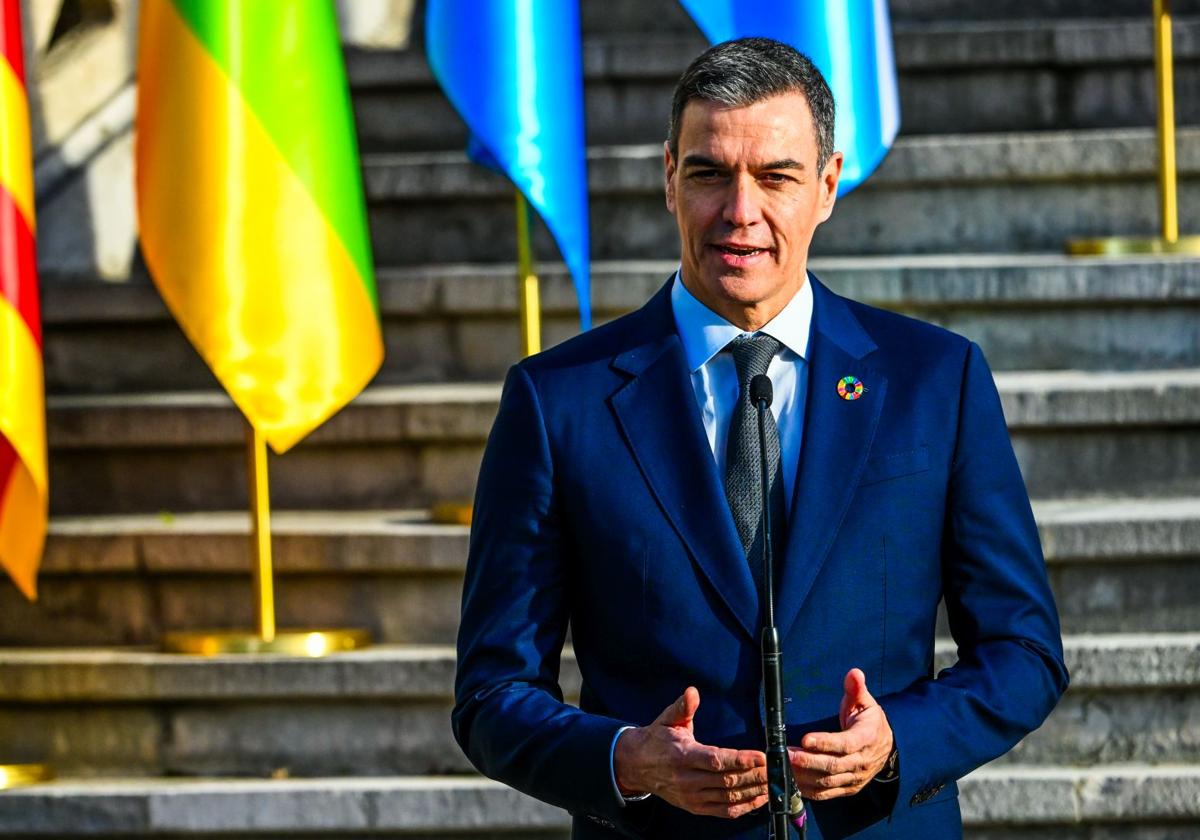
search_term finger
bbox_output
[654,686,700,729]
[801,782,868,801]
[684,744,766,772]
[698,781,769,803]
[788,747,871,776]
[683,765,768,791]
[792,769,868,800]
[693,791,770,819]
[841,668,875,726]
[800,728,870,755]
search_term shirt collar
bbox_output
[670,269,813,373]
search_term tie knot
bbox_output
[729,333,782,383]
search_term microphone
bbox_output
[750,373,774,410]
[750,374,806,839]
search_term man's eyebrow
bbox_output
[679,154,806,171]
[759,158,806,171]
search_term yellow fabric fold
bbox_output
[0,299,46,600]
[136,0,382,453]
[0,58,33,230]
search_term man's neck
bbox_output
[678,272,808,332]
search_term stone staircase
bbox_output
[4,0,1200,837]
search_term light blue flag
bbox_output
[426,0,592,329]
[677,0,900,196]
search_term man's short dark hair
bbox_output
[668,37,836,171]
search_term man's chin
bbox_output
[710,273,784,308]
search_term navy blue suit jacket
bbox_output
[453,274,1068,839]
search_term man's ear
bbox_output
[817,150,844,223]
[664,141,677,214]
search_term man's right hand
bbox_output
[613,686,769,819]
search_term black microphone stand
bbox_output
[751,374,805,839]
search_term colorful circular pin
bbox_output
[837,375,865,400]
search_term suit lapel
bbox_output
[609,283,759,641]
[775,276,888,641]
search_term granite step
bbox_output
[42,369,1200,515]
[362,128,1200,264]
[2,767,1198,838]
[39,255,1200,394]
[0,498,1196,648]
[0,636,1195,778]
[3,767,1197,839]
[349,18,1200,152]
[579,0,1200,31]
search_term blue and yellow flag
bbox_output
[426,0,592,328]
[679,0,900,195]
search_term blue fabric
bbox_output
[677,0,900,196]
[453,275,1068,838]
[425,0,592,328]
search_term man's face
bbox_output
[665,92,842,328]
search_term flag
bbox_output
[426,0,592,329]
[0,0,46,600]
[136,0,383,453]
[678,0,900,195]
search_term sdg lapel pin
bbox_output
[837,375,866,401]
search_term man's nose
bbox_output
[722,174,762,227]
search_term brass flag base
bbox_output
[1067,235,1200,256]
[162,628,370,657]
[430,501,473,525]
[0,764,54,790]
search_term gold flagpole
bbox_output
[162,420,369,656]
[515,189,542,356]
[247,423,276,641]
[1069,0,1200,255]
[0,764,54,791]
[1155,0,1179,244]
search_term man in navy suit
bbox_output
[452,38,1068,839]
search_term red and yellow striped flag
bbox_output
[135,1,383,454]
[0,0,47,601]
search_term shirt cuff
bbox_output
[609,725,652,806]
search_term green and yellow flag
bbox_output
[136,0,382,453]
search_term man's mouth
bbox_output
[712,244,771,258]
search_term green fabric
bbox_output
[171,0,376,308]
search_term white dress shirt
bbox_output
[610,271,813,806]
[670,269,813,509]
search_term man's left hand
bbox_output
[787,668,893,800]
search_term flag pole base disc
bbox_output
[162,629,371,657]
[430,502,473,525]
[1066,234,1200,256]
[0,764,54,790]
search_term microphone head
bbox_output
[750,374,773,407]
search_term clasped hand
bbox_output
[613,668,892,818]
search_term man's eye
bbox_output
[762,173,791,184]
[690,169,722,180]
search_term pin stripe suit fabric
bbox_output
[452,275,1068,839]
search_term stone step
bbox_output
[362,128,1200,264]
[40,255,1200,394]
[42,369,1200,515]
[579,0,1200,32]
[349,18,1200,152]
[2,768,1196,839]
[0,498,1196,647]
[0,636,1195,778]
[1,768,1198,839]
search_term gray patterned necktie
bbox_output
[723,334,787,586]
